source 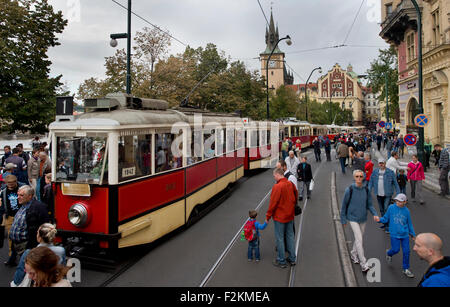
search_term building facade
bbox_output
[363,87,383,122]
[260,11,294,90]
[380,0,450,146]
[316,63,365,125]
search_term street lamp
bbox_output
[304,67,322,122]
[266,35,292,120]
[110,0,132,95]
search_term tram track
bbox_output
[200,150,323,287]
[97,173,254,287]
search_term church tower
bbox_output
[260,10,293,90]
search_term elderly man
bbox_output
[8,186,49,265]
[368,158,400,233]
[285,151,300,181]
[414,233,450,287]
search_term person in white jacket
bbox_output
[285,151,300,180]
[386,151,409,174]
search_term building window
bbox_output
[406,32,415,62]
[386,3,393,16]
[348,91,353,96]
[432,9,440,46]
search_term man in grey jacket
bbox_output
[341,170,379,272]
[436,144,449,197]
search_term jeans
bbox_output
[439,167,449,196]
[339,157,347,174]
[248,238,260,260]
[314,150,321,162]
[325,150,331,161]
[399,186,406,194]
[388,237,410,269]
[299,181,311,198]
[349,221,367,266]
[410,180,423,202]
[273,220,296,264]
[376,195,391,230]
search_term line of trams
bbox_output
[46,93,364,257]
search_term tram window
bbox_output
[190,130,202,165]
[204,129,215,159]
[250,130,258,147]
[56,136,107,184]
[155,133,181,173]
[259,129,267,146]
[118,134,152,181]
[284,127,289,137]
[236,128,245,149]
[217,129,225,156]
[227,128,235,152]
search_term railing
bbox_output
[381,0,421,29]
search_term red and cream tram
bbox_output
[280,120,312,148]
[50,93,278,253]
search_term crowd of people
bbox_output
[0,137,71,287]
[337,130,449,285]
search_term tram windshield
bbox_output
[56,136,108,184]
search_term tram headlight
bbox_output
[68,203,89,227]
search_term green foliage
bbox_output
[366,46,399,121]
[0,0,67,133]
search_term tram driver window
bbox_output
[203,129,215,159]
[155,133,182,173]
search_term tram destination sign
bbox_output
[56,96,74,116]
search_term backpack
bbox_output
[242,219,257,241]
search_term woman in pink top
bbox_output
[407,154,425,204]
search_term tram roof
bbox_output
[49,108,268,131]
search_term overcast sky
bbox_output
[47,0,389,98]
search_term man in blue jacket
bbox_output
[368,158,400,233]
[341,170,379,272]
[414,233,450,287]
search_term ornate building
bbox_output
[380,0,450,146]
[316,63,365,125]
[260,11,294,90]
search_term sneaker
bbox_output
[286,259,296,266]
[248,258,253,262]
[272,260,287,269]
[255,259,260,263]
[351,253,360,264]
[386,250,392,264]
[403,269,415,278]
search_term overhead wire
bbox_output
[342,0,366,45]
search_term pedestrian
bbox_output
[12,223,66,287]
[8,186,49,265]
[41,173,54,221]
[244,210,268,262]
[324,137,331,161]
[386,137,393,159]
[294,139,302,158]
[386,151,409,174]
[397,169,408,195]
[277,161,297,190]
[31,136,42,151]
[368,158,400,233]
[265,168,297,268]
[356,139,366,153]
[376,133,383,151]
[0,175,24,266]
[424,138,433,169]
[281,137,289,161]
[341,170,379,272]
[375,193,416,278]
[353,151,366,173]
[5,148,27,184]
[36,151,51,201]
[24,246,71,287]
[407,154,425,204]
[1,145,12,171]
[296,156,312,201]
[435,144,449,197]
[313,137,322,162]
[27,149,41,192]
[364,153,374,184]
[414,233,450,287]
[398,135,405,158]
[284,151,300,181]
[337,140,349,175]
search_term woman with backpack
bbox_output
[341,170,379,272]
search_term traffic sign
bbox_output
[385,122,393,130]
[404,134,418,146]
[414,114,429,127]
[378,121,385,128]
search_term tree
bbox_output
[269,86,299,120]
[366,46,399,122]
[0,0,67,133]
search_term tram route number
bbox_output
[122,167,136,178]
[179,291,270,304]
